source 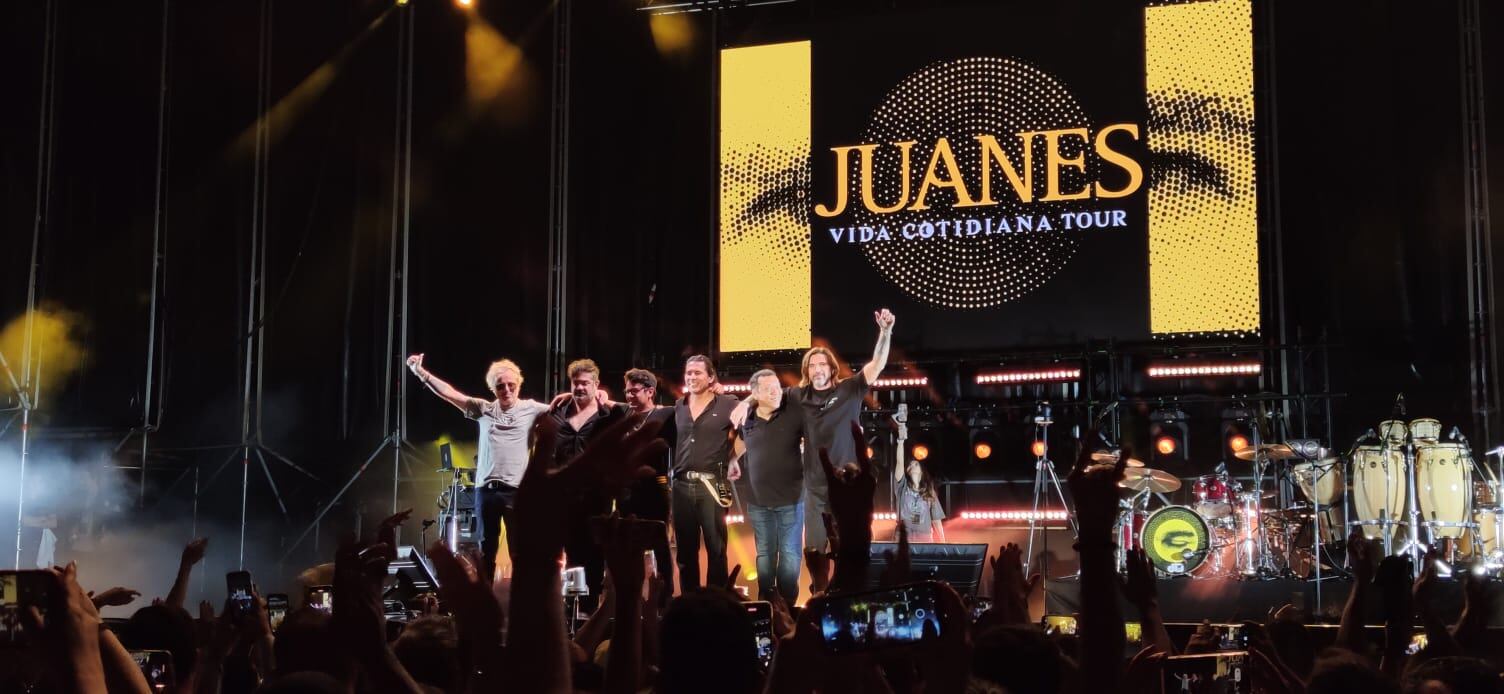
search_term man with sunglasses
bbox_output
[407,354,549,585]
[619,368,676,589]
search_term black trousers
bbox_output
[672,478,728,590]
[477,482,518,583]
[620,480,675,595]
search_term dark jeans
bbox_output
[477,482,518,584]
[748,502,803,603]
[672,478,728,590]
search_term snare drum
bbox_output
[1379,420,1409,443]
[1416,442,1473,539]
[1142,506,1212,576]
[1193,473,1235,519]
[1290,459,1344,506]
[1477,480,1499,507]
[1352,445,1406,539]
[1409,418,1443,442]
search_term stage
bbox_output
[1044,576,1504,627]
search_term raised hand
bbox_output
[510,415,664,562]
[377,509,412,561]
[874,308,896,331]
[1120,548,1158,609]
[1348,530,1378,584]
[990,542,1040,624]
[181,537,209,567]
[332,536,392,659]
[820,422,876,592]
[406,353,424,374]
[1067,434,1127,540]
[879,522,912,588]
[89,586,141,609]
[429,541,505,683]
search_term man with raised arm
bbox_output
[672,355,740,591]
[729,368,807,604]
[408,354,550,584]
[732,308,895,593]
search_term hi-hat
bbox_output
[1091,450,1146,468]
[1119,467,1182,493]
[1233,443,1299,461]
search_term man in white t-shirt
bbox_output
[408,354,549,583]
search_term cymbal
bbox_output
[1091,450,1146,468]
[1118,467,1182,493]
[1233,443,1299,461]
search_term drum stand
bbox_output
[1394,442,1428,574]
[1241,424,1281,579]
[1025,404,1077,579]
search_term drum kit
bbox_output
[1107,414,1504,581]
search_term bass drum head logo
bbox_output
[850,57,1095,309]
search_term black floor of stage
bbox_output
[1044,576,1504,627]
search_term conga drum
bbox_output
[1409,418,1443,443]
[1415,443,1473,539]
[1351,445,1406,539]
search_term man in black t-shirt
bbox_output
[672,355,740,590]
[732,308,896,593]
[730,368,807,603]
[620,368,676,589]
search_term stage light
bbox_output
[912,444,930,461]
[397,0,410,5]
[1146,361,1261,378]
[958,509,1069,522]
[873,376,929,390]
[1030,440,1046,458]
[455,0,474,8]
[1229,434,1248,452]
[975,366,1081,385]
[1219,407,1252,462]
[1149,408,1188,465]
[973,442,993,460]
[719,381,752,394]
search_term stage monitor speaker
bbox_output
[386,545,440,607]
[866,542,989,597]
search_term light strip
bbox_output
[958,509,1071,521]
[719,382,752,394]
[975,368,1081,385]
[1146,362,1262,378]
[729,512,899,524]
[873,376,929,389]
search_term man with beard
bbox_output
[549,358,629,608]
[732,309,895,592]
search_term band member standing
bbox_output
[729,369,807,604]
[407,354,550,583]
[894,459,946,542]
[620,368,677,589]
[549,359,628,608]
[733,308,895,593]
[673,355,739,590]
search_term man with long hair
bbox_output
[673,355,740,590]
[733,308,895,592]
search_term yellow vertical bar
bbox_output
[718,41,811,352]
[1145,0,1260,335]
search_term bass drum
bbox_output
[1142,506,1212,576]
[1351,445,1406,539]
[1416,443,1473,539]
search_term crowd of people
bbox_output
[4,415,1502,693]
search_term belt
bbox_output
[482,480,515,491]
[681,471,717,481]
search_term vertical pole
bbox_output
[141,0,173,508]
[544,0,573,393]
[394,1,416,517]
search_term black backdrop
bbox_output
[0,0,1502,581]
